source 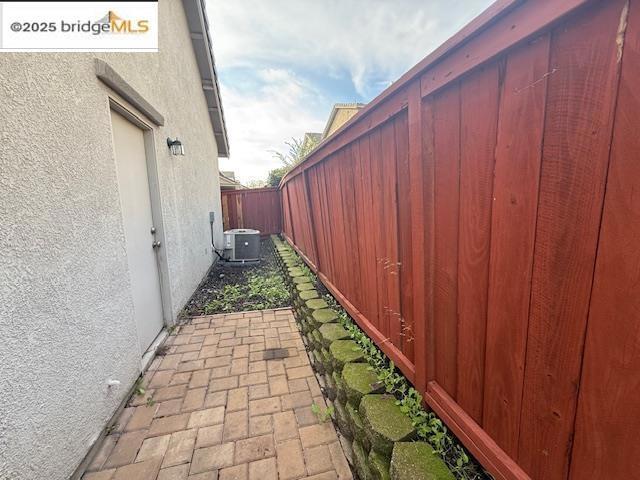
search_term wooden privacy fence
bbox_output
[221,187,282,235]
[279,1,640,479]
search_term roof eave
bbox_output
[182,0,230,157]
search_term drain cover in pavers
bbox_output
[263,348,290,360]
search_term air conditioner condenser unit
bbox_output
[223,229,261,262]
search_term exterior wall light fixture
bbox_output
[167,137,185,156]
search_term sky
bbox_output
[206,0,495,185]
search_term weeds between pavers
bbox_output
[273,235,489,480]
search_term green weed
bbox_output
[311,402,334,423]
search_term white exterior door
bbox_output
[110,109,164,354]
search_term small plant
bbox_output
[146,396,156,407]
[132,377,146,397]
[311,402,334,423]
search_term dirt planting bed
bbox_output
[181,237,291,316]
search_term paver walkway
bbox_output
[83,308,352,480]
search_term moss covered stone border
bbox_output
[271,235,479,480]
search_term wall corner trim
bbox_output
[95,59,165,126]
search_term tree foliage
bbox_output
[266,135,319,186]
[266,166,290,187]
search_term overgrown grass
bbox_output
[203,272,290,313]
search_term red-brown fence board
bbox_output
[221,188,282,235]
[569,3,640,477]
[482,32,549,458]
[275,1,638,479]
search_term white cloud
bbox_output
[207,0,493,97]
[207,0,495,182]
[218,69,326,183]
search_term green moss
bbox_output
[360,395,416,457]
[311,308,338,325]
[319,323,350,348]
[320,348,333,374]
[390,443,454,480]
[299,289,319,301]
[346,402,370,452]
[288,267,305,277]
[370,450,391,480]
[342,363,383,407]
[305,298,328,311]
[333,370,347,403]
[296,282,315,292]
[334,400,352,439]
[352,440,374,480]
[329,340,365,371]
[292,276,312,284]
[311,329,323,351]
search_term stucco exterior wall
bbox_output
[325,108,361,138]
[0,2,223,479]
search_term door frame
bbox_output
[109,98,174,338]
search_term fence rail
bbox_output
[221,187,282,235]
[279,1,640,479]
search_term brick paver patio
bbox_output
[83,308,352,480]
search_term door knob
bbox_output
[150,227,156,234]
[152,241,161,249]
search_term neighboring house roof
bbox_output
[322,103,365,139]
[220,171,246,189]
[182,0,230,157]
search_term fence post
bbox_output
[303,170,321,271]
[407,81,430,395]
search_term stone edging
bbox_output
[271,236,455,480]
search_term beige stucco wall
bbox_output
[0,1,224,479]
[325,107,361,138]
